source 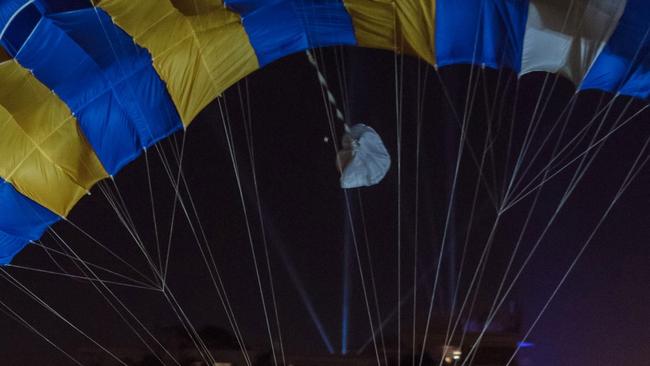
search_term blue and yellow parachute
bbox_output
[0,0,648,264]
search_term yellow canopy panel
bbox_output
[0,61,108,217]
[98,0,259,126]
[344,0,436,65]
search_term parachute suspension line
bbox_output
[218,95,282,366]
[435,70,500,208]
[450,156,545,366]
[60,219,158,287]
[504,138,650,366]
[412,58,432,366]
[8,264,158,291]
[481,65,512,206]
[237,79,288,366]
[357,269,432,355]
[150,137,253,366]
[393,14,406,364]
[0,297,85,366]
[466,109,650,366]
[463,114,609,366]
[161,285,219,366]
[460,92,627,366]
[145,140,226,366]
[38,231,83,282]
[505,95,628,209]
[0,268,129,366]
[49,230,185,366]
[150,146,236,366]
[144,149,164,272]
[41,228,158,292]
[450,63,512,308]
[437,67,508,363]
[97,145,221,365]
[306,46,383,361]
[20,238,157,289]
[356,192,390,365]
[341,189,383,366]
[440,201,503,366]
[419,11,487,364]
[96,181,153,274]
[538,94,608,177]
[503,99,646,212]
[505,93,606,208]
[148,136,253,366]
[502,73,556,203]
[161,132,187,282]
[451,222,501,366]
[500,79,521,203]
[508,91,583,197]
[103,179,164,284]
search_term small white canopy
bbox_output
[337,123,391,189]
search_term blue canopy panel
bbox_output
[34,0,93,14]
[580,0,650,99]
[0,179,59,264]
[435,0,529,72]
[0,0,30,33]
[229,0,357,67]
[3,5,183,175]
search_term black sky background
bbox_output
[0,47,648,366]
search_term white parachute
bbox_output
[337,123,391,189]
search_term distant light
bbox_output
[324,136,329,143]
[518,341,535,348]
[445,356,453,364]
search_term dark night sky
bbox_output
[0,47,648,366]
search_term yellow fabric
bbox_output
[98,0,259,126]
[344,0,436,65]
[344,0,396,51]
[0,61,108,216]
[168,0,223,15]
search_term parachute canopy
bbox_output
[0,0,649,263]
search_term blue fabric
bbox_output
[580,0,650,99]
[34,0,92,14]
[234,0,357,67]
[0,179,59,264]
[13,7,183,174]
[0,1,39,56]
[0,0,29,32]
[435,0,529,71]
